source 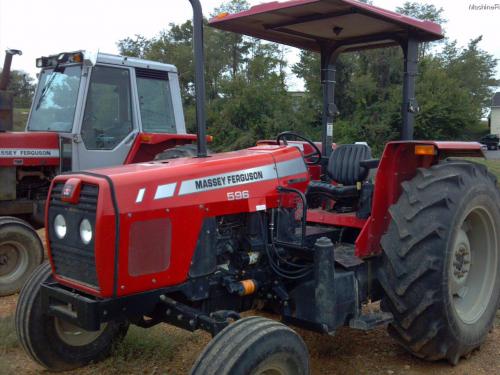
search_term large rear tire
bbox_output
[190,316,309,375]
[15,262,129,371]
[378,160,500,365]
[155,144,198,160]
[0,217,44,296]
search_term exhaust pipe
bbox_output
[0,49,22,91]
[189,0,208,158]
[0,49,22,132]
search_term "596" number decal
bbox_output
[227,191,250,201]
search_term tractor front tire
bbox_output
[15,262,129,372]
[379,160,500,365]
[0,217,44,296]
[190,316,309,375]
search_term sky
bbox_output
[0,0,499,92]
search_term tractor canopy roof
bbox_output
[209,0,443,53]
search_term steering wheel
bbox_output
[276,131,322,165]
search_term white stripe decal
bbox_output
[276,158,308,178]
[177,158,307,196]
[135,188,146,203]
[0,148,60,158]
[154,183,177,200]
[179,164,277,195]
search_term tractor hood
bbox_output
[0,132,60,167]
[90,145,308,215]
[47,145,310,297]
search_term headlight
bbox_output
[54,214,67,239]
[79,219,93,245]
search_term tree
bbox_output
[0,70,36,108]
[117,0,498,152]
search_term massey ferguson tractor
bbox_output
[0,49,199,295]
[16,0,500,373]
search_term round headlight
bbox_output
[79,219,93,245]
[54,214,67,239]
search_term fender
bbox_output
[355,140,484,257]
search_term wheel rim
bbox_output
[449,205,498,324]
[251,353,300,375]
[54,317,107,347]
[0,241,29,283]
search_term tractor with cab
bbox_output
[16,0,500,373]
[0,49,199,295]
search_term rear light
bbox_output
[415,145,436,156]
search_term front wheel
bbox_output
[15,262,129,371]
[378,160,500,365]
[190,316,309,375]
[0,217,44,296]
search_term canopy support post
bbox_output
[401,37,419,140]
[320,46,340,159]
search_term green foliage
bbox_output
[0,69,36,108]
[117,0,497,152]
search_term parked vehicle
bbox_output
[0,50,199,295]
[479,134,499,150]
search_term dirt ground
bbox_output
[2,235,500,375]
[1,290,499,375]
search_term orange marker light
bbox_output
[240,279,256,296]
[215,12,229,19]
[415,145,436,156]
[141,134,153,143]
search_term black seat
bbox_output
[307,144,375,200]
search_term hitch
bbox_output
[159,295,238,336]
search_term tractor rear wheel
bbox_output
[379,160,500,365]
[155,144,198,160]
[190,316,309,375]
[15,262,129,371]
[0,217,44,296]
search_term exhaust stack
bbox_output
[189,0,208,157]
[0,49,22,132]
[0,49,22,91]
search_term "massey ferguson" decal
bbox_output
[178,158,307,196]
[0,148,60,158]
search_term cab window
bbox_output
[81,66,133,150]
[136,69,176,134]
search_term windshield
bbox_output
[137,76,177,133]
[27,65,82,132]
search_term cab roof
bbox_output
[209,0,443,53]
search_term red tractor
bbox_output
[16,1,500,373]
[0,49,200,295]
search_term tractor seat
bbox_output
[307,144,377,200]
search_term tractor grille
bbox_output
[48,183,99,288]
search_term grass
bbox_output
[0,315,19,354]
[473,158,500,181]
[84,325,195,374]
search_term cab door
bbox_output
[74,65,138,171]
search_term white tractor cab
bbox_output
[27,50,189,171]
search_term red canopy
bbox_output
[209,0,443,52]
